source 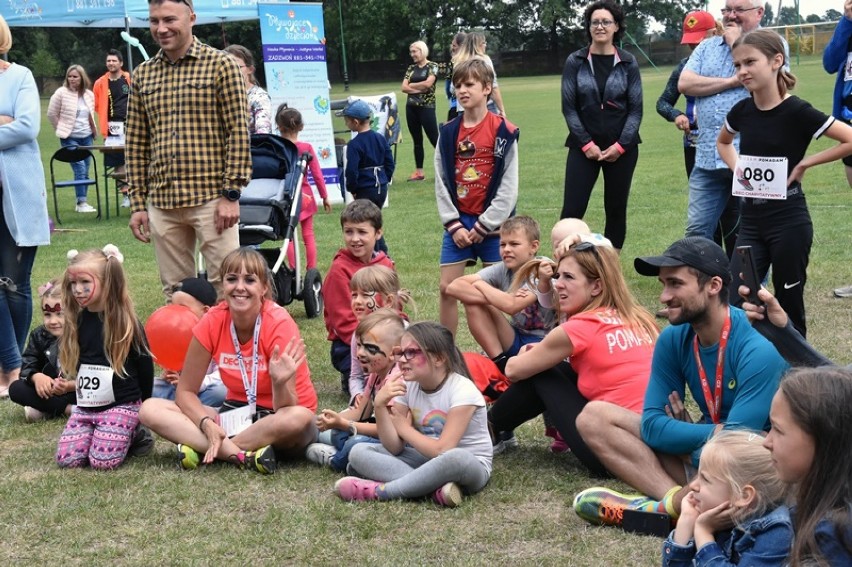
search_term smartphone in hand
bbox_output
[736,245,764,307]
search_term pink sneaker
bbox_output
[545,426,571,454]
[334,476,381,502]
[432,482,463,507]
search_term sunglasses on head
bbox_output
[392,346,424,361]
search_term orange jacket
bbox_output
[93,70,131,139]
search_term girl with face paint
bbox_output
[55,246,154,470]
[346,265,413,399]
[9,280,77,421]
[307,309,406,471]
[335,321,492,508]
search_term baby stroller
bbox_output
[238,134,323,318]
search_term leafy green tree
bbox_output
[762,3,775,27]
[777,6,801,26]
[825,9,843,21]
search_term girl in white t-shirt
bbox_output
[336,321,492,507]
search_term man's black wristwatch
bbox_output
[220,188,241,201]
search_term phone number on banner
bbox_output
[264,45,327,63]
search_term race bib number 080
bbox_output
[732,155,788,200]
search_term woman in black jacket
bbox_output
[561,0,642,251]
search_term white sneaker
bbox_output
[834,285,852,298]
[121,196,131,208]
[75,203,97,213]
[24,406,46,422]
[305,442,337,467]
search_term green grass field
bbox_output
[1,55,850,564]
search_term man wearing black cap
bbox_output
[572,237,787,528]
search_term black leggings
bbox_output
[561,145,639,249]
[488,361,608,477]
[405,105,439,169]
[730,198,813,337]
[9,379,75,417]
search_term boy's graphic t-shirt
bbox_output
[454,112,502,216]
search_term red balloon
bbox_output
[144,304,199,371]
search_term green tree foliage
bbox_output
[762,3,775,27]
[825,9,843,22]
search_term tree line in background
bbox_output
[4,0,843,90]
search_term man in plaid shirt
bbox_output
[126,0,251,296]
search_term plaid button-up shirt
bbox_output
[126,37,251,212]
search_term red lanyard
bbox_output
[692,308,731,425]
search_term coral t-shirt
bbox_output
[562,307,655,413]
[194,300,317,412]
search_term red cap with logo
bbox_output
[681,11,716,45]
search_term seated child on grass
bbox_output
[151,277,226,409]
[445,215,556,372]
[9,279,76,421]
[346,265,411,399]
[306,309,405,471]
[322,200,394,396]
[337,322,492,508]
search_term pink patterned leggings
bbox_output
[56,402,141,470]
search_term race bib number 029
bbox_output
[76,363,116,407]
[732,155,788,200]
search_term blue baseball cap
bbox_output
[336,99,372,120]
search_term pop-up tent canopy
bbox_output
[1,0,259,27]
[1,0,259,68]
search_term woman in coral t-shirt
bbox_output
[489,242,658,476]
[140,248,317,475]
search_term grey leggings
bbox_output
[348,444,490,500]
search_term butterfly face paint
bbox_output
[68,269,100,310]
[42,301,65,337]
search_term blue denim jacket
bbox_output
[794,506,852,566]
[662,505,792,567]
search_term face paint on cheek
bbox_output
[363,292,378,312]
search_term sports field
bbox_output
[1,55,850,564]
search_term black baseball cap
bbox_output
[175,277,218,307]
[634,237,731,283]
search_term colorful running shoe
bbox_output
[237,445,277,474]
[334,477,381,502]
[573,487,654,527]
[177,444,201,470]
[432,482,463,508]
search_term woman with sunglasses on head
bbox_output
[561,0,643,252]
[488,241,658,476]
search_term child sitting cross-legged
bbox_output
[336,321,492,508]
[306,309,405,471]
[445,215,556,371]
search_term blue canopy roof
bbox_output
[1,0,259,27]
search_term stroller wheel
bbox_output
[303,268,323,319]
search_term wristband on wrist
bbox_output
[581,140,596,153]
[348,420,358,436]
[199,416,212,432]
